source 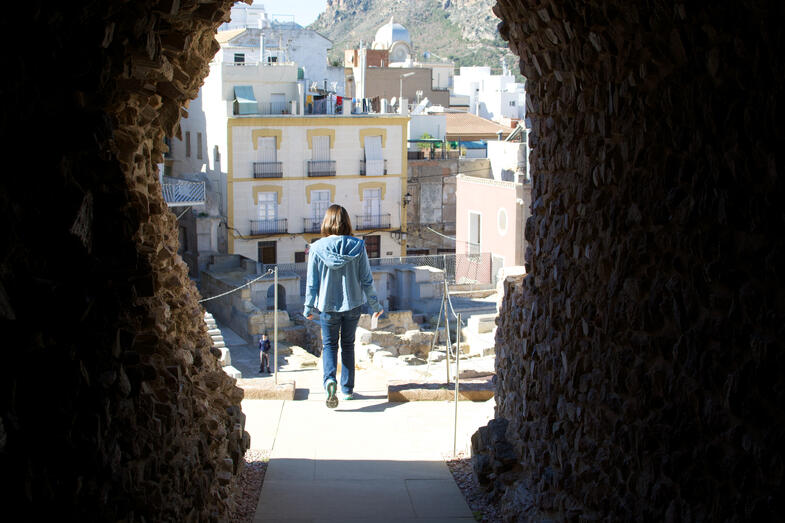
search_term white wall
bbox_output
[408,114,446,143]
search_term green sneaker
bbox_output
[325,379,338,409]
[341,392,354,400]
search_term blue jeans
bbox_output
[320,306,362,394]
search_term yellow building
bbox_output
[227,115,409,264]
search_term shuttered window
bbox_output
[258,136,276,162]
[312,135,330,161]
[363,135,384,175]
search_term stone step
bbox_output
[205,321,217,329]
[222,365,241,379]
[212,340,226,349]
[218,347,231,367]
[211,334,224,342]
[207,328,221,336]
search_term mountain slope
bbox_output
[309,0,520,77]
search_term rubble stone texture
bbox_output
[482,0,785,520]
[0,0,250,520]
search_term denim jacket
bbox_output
[303,235,382,316]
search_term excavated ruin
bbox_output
[475,1,785,521]
[0,0,783,521]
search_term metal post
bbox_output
[443,278,453,383]
[274,266,278,385]
[454,312,461,457]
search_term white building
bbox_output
[227,115,410,264]
[165,7,343,275]
[452,66,526,125]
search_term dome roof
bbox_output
[373,17,411,49]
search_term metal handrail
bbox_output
[303,217,322,233]
[253,162,283,178]
[360,159,387,175]
[355,213,391,230]
[307,160,336,177]
[250,218,287,235]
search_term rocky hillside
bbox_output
[310,0,521,77]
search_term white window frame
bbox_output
[311,190,331,222]
[257,192,278,221]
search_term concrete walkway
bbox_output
[238,343,494,522]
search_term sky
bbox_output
[253,0,327,27]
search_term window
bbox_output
[360,188,382,229]
[468,212,481,255]
[509,100,516,107]
[258,192,277,221]
[257,241,276,264]
[234,53,245,65]
[196,132,203,159]
[497,208,508,236]
[311,189,331,222]
[255,137,277,178]
[363,135,384,175]
[294,251,306,263]
[364,235,380,259]
[185,131,191,158]
[312,135,330,161]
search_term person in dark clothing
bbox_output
[259,333,272,373]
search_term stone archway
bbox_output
[0,1,248,520]
[477,1,785,521]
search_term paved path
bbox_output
[227,322,495,523]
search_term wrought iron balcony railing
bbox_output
[354,213,391,231]
[360,159,387,175]
[253,161,283,178]
[303,217,322,233]
[250,218,287,235]
[307,160,336,177]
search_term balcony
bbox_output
[261,101,291,115]
[303,217,322,233]
[355,213,391,231]
[161,180,205,207]
[360,159,387,176]
[253,162,283,178]
[307,160,336,177]
[250,218,287,235]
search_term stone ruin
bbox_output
[0,0,783,521]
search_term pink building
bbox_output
[455,175,531,284]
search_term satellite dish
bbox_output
[390,96,397,106]
[423,51,431,60]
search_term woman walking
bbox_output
[304,205,383,408]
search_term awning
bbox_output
[233,86,257,115]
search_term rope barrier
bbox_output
[197,269,274,303]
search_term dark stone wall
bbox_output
[0,1,249,520]
[481,0,785,520]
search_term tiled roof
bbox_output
[215,28,246,44]
[444,112,513,139]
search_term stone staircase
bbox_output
[204,311,242,379]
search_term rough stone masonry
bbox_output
[477,0,785,521]
[0,1,249,520]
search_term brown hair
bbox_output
[320,204,353,236]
